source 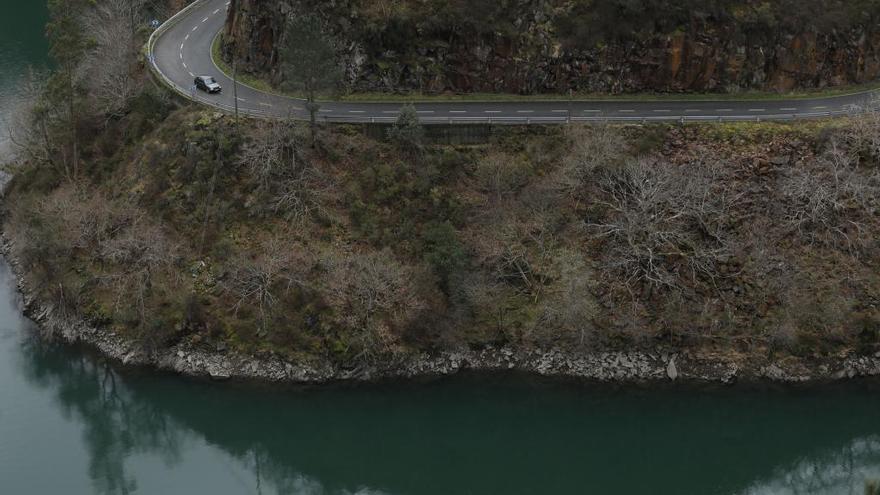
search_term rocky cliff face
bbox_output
[222,0,880,94]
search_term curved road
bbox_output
[151,0,879,124]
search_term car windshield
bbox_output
[205,77,216,84]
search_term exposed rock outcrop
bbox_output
[223,0,880,95]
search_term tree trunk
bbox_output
[308,88,317,147]
[67,62,78,182]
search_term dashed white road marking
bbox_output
[179,52,183,60]
[748,108,766,112]
[319,109,333,113]
[582,109,601,113]
[653,109,671,113]
[213,9,220,14]
[192,25,198,31]
[348,110,365,113]
[202,17,208,23]
[780,107,798,111]
[188,71,194,77]
[236,97,246,102]
[416,111,435,114]
[185,34,189,41]
[484,110,501,113]
[717,109,733,112]
[182,62,187,69]
[517,110,534,113]
[813,106,828,110]
[258,102,272,107]
[381,111,399,114]
[449,110,467,114]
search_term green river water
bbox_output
[1,2,880,494]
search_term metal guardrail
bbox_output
[317,109,856,125]
[146,0,210,102]
[146,1,879,126]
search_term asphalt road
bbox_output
[151,0,879,124]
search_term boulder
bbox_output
[666,357,679,380]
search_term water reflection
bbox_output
[741,437,880,495]
[19,341,185,494]
[12,327,880,495]
[16,338,393,495]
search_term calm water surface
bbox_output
[1,3,880,494]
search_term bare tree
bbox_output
[322,249,427,361]
[99,215,179,342]
[556,124,628,192]
[782,139,880,254]
[36,185,127,252]
[473,152,533,200]
[537,248,600,346]
[224,234,313,334]
[238,120,298,190]
[587,157,734,292]
[81,0,147,119]
[842,104,880,166]
[237,120,327,222]
[3,70,53,169]
[469,203,555,299]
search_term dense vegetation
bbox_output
[7,104,880,364]
[4,0,880,368]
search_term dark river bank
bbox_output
[1,2,879,494]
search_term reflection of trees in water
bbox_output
[19,340,184,495]
[16,334,880,495]
[741,437,880,495]
[16,339,389,495]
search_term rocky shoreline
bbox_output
[4,238,880,385]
